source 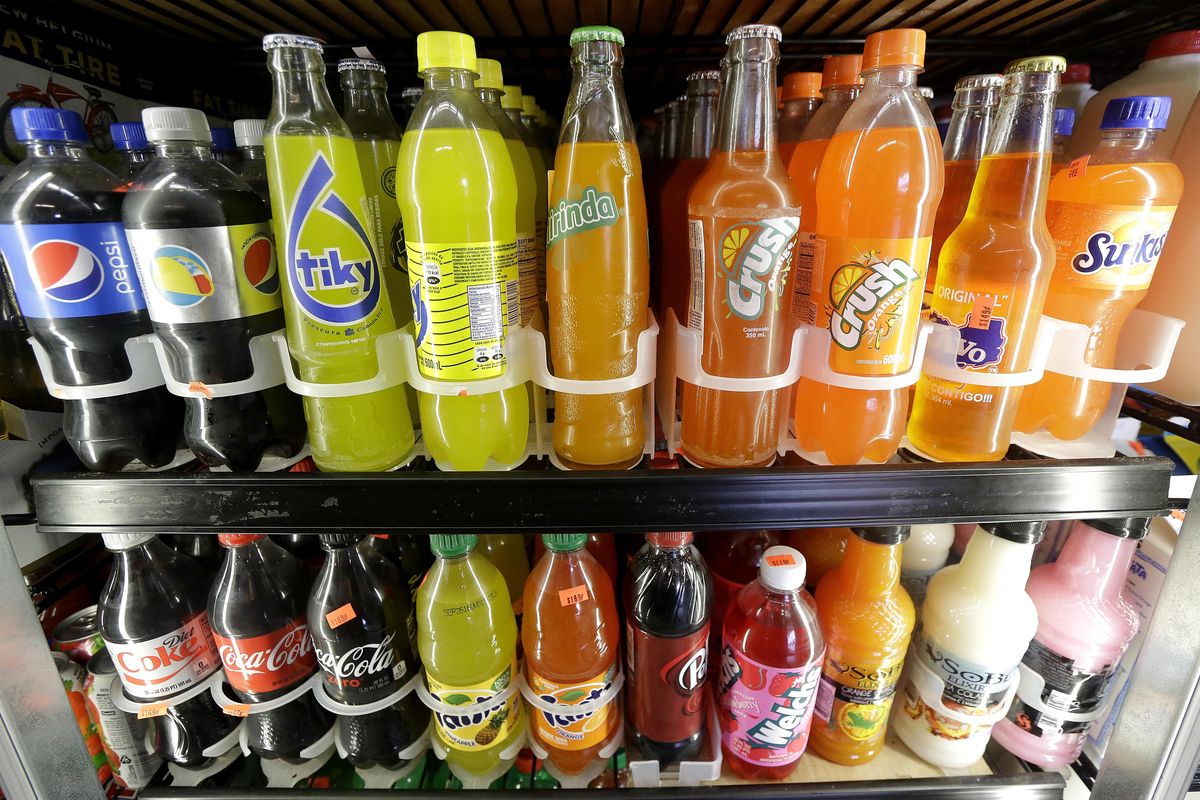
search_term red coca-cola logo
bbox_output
[213,619,316,694]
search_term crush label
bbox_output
[427,659,521,751]
[104,612,220,700]
[717,642,822,766]
[528,663,617,751]
[814,654,904,743]
[1048,201,1177,291]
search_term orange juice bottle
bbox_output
[1015,96,1182,440]
[679,24,802,468]
[811,526,914,764]
[547,26,649,469]
[907,57,1064,462]
[792,29,943,465]
[777,72,822,165]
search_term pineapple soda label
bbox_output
[427,659,522,751]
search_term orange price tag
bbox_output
[558,585,589,606]
[224,703,251,718]
[137,703,168,720]
[1067,155,1089,179]
[968,293,994,330]
[765,554,796,567]
[326,603,357,629]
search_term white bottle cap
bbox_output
[142,107,210,143]
[759,545,807,592]
[101,533,156,550]
[234,118,265,148]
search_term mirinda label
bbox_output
[1048,201,1177,291]
[528,662,617,751]
[428,659,522,751]
[717,643,822,766]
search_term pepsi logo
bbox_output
[243,237,279,295]
[151,245,213,307]
[30,240,104,303]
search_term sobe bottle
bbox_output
[908,57,1063,462]
[263,34,415,472]
[98,534,239,768]
[548,26,650,470]
[0,108,181,470]
[502,83,548,321]
[397,31,528,471]
[681,25,802,468]
[1015,96,1182,440]
[899,522,955,615]
[777,72,822,164]
[233,119,271,204]
[792,29,942,465]
[123,107,306,471]
[110,122,152,183]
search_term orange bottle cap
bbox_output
[781,71,822,100]
[862,28,926,70]
[821,54,863,88]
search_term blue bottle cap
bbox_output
[12,107,88,143]
[1100,95,1171,130]
[210,126,236,152]
[110,122,149,152]
[1053,107,1075,137]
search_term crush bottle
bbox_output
[777,72,822,164]
[502,83,549,320]
[262,34,414,472]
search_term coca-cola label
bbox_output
[213,618,316,694]
[625,622,710,745]
[312,629,407,703]
[104,612,220,700]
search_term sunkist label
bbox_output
[104,612,220,700]
[813,653,904,743]
[213,618,316,695]
[1004,638,1118,740]
[717,642,822,766]
[1048,202,1177,291]
[428,659,522,751]
[528,662,617,751]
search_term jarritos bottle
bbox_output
[680,24,802,468]
[792,29,943,465]
[397,31,528,471]
[262,34,414,471]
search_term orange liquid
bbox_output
[658,158,708,323]
[926,159,980,292]
[784,527,848,590]
[786,138,830,235]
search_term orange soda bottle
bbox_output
[679,24,802,468]
[907,57,1064,462]
[532,533,619,587]
[1015,96,1182,440]
[792,29,944,465]
[777,72,822,164]
[785,527,849,590]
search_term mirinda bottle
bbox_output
[792,29,943,465]
[777,72,822,164]
[680,24,802,468]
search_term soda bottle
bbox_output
[0,107,181,471]
[417,534,525,782]
[718,545,823,779]
[792,29,943,465]
[522,94,555,166]
[532,534,618,587]
[262,34,415,472]
[777,71,822,164]
[784,527,848,590]
[370,534,433,606]
[98,533,240,767]
[626,532,712,765]
[924,74,1004,294]
[1051,107,1075,174]
[397,31,528,472]
[478,534,530,616]
[233,119,271,205]
[308,534,430,769]
[548,26,650,470]
[210,126,239,169]
[208,534,333,762]
[398,87,423,127]
[645,98,682,283]
[898,522,955,615]
[810,526,914,764]
[123,107,306,470]
[1014,96,1182,441]
[523,534,620,778]
[680,24,802,468]
[701,531,778,658]
[501,83,548,320]
[167,533,223,579]
[907,57,1063,462]
[110,122,152,183]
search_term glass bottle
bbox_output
[501,83,548,325]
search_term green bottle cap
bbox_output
[542,534,588,552]
[430,534,477,557]
[570,25,625,47]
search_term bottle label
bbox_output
[213,619,316,695]
[516,233,537,327]
[896,676,993,743]
[427,659,522,751]
[0,221,147,319]
[104,612,220,700]
[915,635,1018,717]
[1046,202,1178,291]
[624,622,709,745]
[546,186,620,246]
[527,662,618,750]
[125,223,281,324]
[790,231,819,325]
[1003,638,1118,739]
[406,239,518,381]
[813,653,904,744]
[312,628,409,704]
[928,293,1009,372]
[717,642,822,766]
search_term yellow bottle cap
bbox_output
[475,57,504,90]
[501,84,523,110]
[416,31,477,73]
[1004,55,1067,74]
[522,95,536,115]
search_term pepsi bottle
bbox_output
[210,126,240,169]
[122,107,305,471]
[233,119,270,205]
[110,122,153,183]
[0,107,180,470]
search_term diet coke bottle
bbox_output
[209,534,332,762]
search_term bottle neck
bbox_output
[968,71,1056,220]
[152,140,215,160]
[1095,127,1161,158]
[240,145,265,161]
[863,64,920,93]
[959,529,1033,592]
[682,92,717,159]
[424,68,475,92]
[121,149,154,164]
[561,40,633,146]
[342,73,391,114]
[841,535,902,594]
[477,86,503,108]
[1056,527,1139,600]
[943,95,997,163]
[27,140,87,159]
[716,36,781,154]
[267,47,342,126]
[504,107,525,128]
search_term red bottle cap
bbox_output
[821,54,864,88]
[1063,62,1091,84]
[217,534,264,546]
[781,71,822,100]
[1146,30,1200,60]
[862,28,925,70]
[647,531,693,546]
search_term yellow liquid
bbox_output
[500,134,538,326]
[478,534,530,615]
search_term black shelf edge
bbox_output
[29,457,1173,534]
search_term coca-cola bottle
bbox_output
[208,534,332,762]
[369,534,433,606]
[98,533,240,767]
[309,534,430,768]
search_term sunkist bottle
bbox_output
[811,526,913,764]
[785,527,849,590]
[892,521,1045,768]
[718,545,823,779]
[1050,107,1075,174]
[898,522,955,615]
[548,25,650,470]
[1014,96,1182,441]
[501,83,548,322]
[907,57,1064,462]
[777,71,822,164]
[261,34,415,471]
[792,29,943,465]
[478,534,530,617]
[681,24,802,468]
[397,31,529,471]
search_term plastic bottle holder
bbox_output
[626,690,723,787]
[518,671,625,789]
[110,671,245,764]
[415,676,528,789]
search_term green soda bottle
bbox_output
[501,83,549,326]
[262,34,415,471]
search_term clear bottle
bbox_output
[1051,107,1075,173]
[210,126,240,169]
[110,121,153,183]
[233,119,270,204]
[478,534,530,616]
[501,83,548,325]
[522,94,555,168]
[777,71,822,164]
[1058,63,1097,118]
[397,87,423,127]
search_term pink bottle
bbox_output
[992,517,1146,768]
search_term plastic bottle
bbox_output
[262,34,415,472]
[478,534,530,616]
[523,534,620,780]
[792,29,943,465]
[892,521,1044,769]
[681,24,802,468]
[167,533,224,579]
[522,94,555,168]
[110,122,152,183]
[777,72,822,164]
[233,119,271,205]
[532,534,619,587]
[370,534,433,606]
[702,531,779,658]
[501,83,548,321]
[548,26,650,470]
[398,87,423,127]
[397,31,528,471]
[418,534,525,783]
[122,107,306,470]
[210,127,239,169]
[898,522,954,614]
[0,107,181,471]
[1051,107,1075,173]
[907,57,1063,462]
[645,98,682,283]
[1058,63,1097,118]
[1015,96,1182,441]
[785,527,849,590]
[718,545,823,779]
[811,526,913,764]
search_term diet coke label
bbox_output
[312,630,407,702]
[105,612,220,700]
[213,619,316,695]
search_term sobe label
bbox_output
[312,629,408,702]
[625,623,709,745]
[813,653,904,744]
[717,643,822,766]
[104,612,220,700]
[126,223,281,325]
[213,619,316,695]
[1004,638,1118,739]
[528,662,617,750]
[0,221,146,319]
[428,659,521,751]
[917,636,1018,717]
[1049,201,1177,291]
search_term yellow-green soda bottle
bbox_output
[396,31,529,471]
[262,34,415,471]
[503,83,549,324]
[522,94,556,171]
[419,534,525,784]
[477,534,530,616]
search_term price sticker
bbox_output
[1067,155,1089,179]
[765,553,797,567]
[224,703,251,718]
[137,703,168,720]
[968,293,995,330]
[326,603,357,629]
[558,584,589,606]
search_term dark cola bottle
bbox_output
[369,534,433,606]
[309,534,430,768]
[208,534,332,763]
[168,534,223,580]
[98,533,240,767]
